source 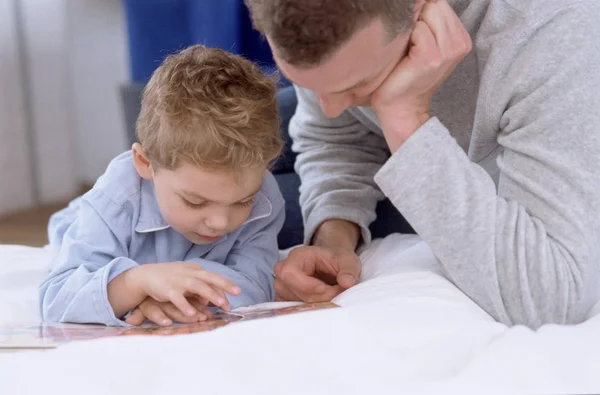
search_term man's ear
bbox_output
[132,143,154,180]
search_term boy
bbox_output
[40,45,285,327]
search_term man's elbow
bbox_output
[511,270,599,328]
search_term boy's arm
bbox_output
[40,195,141,326]
[106,267,146,318]
[188,190,286,309]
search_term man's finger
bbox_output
[411,20,442,69]
[278,263,329,295]
[421,0,469,59]
[274,261,284,277]
[295,284,344,303]
[275,276,342,303]
[420,0,451,50]
[274,278,302,302]
[336,257,361,289]
[125,308,146,326]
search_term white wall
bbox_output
[66,0,130,185]
[0,0,35,214]
[20,0,78,204]
[0,0,129,216]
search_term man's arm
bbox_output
[312,219,360,252]
[290,85,390,247]
[374,3,600,327]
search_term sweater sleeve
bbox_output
[374,3,600,328]
[290,85,390,245]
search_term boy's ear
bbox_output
[132,143,154,180]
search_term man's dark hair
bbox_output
[245,0,415,67]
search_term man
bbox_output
[244,0,600,328]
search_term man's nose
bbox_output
[317,93,352,118]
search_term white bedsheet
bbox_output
[1,235,599,394]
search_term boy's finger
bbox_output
[189,299,214,320]
[169,293,198,317]
[185,279,230,311]
[162,302,203,324]
[196,271,241,296]
[191,295,210,307]
[125,308,146,326]
[199,307,213,321]
[140,302,172,327]
[210,286,231,310]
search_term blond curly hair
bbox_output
[136,45,283,172]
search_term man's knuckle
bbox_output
[278,265,293,278]
[428,56,443,69]
[464,40,473,53]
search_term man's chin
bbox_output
[354,97,372,108]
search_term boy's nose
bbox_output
[205,212,229,232]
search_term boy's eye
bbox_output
[236,198,256,208]
[182,198,205,209]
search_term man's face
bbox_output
[271,18,412,118]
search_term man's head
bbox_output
[134,45,283,244]
[245,0,423,117]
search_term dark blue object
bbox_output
[123,0,277,83]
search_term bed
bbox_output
[1,234,599,394]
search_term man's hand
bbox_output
[274,245,362,303]
[273,219,362,303]
[371,0,472,152]
[125,297,214,327]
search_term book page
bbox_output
[0,302,338,349]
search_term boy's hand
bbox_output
[132,262,241,316]
[125,297,214,327]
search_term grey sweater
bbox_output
[289,0,600,328]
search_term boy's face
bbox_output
[133,145,265,245]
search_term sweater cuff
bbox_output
[304,204,376,247]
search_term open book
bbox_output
[0,302,337,349]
